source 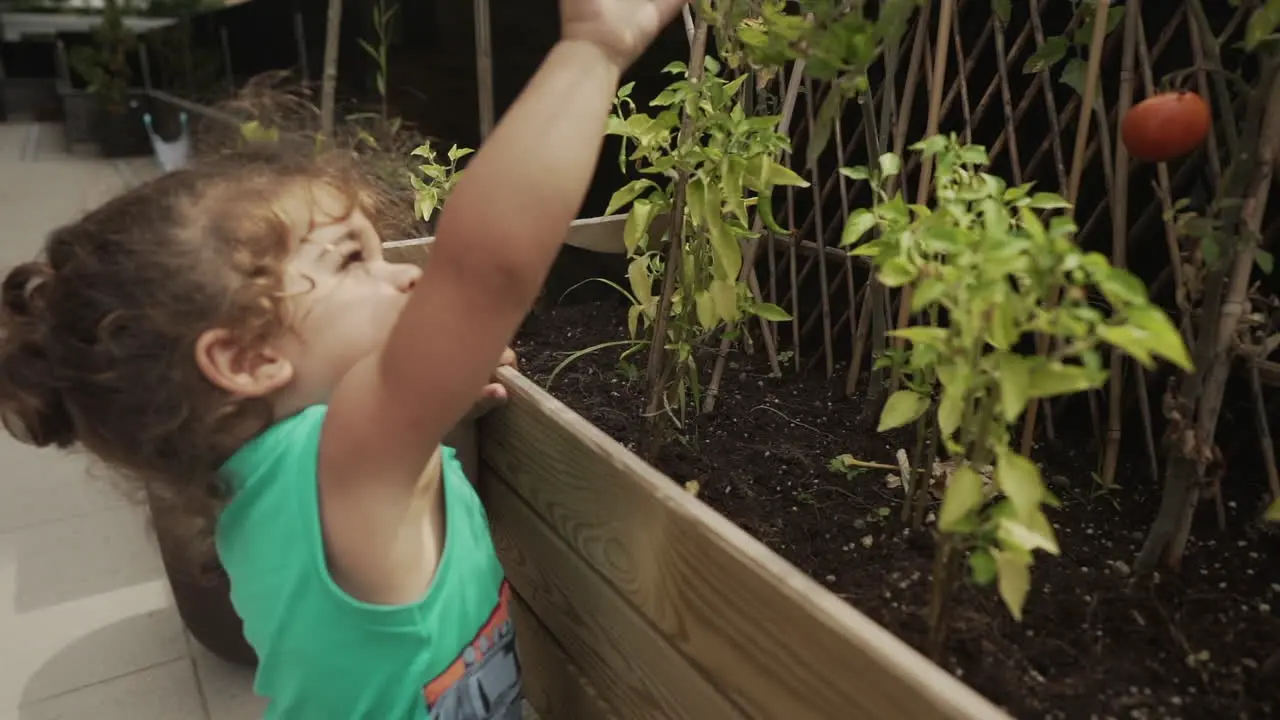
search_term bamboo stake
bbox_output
[1248,356,1280,503]
[950,7,973,145]
[319,0,343,141]
[834,104,859,365]
[703,65,805,411]
[890,0,956,392]
[896,12,995,178]
[804,76,837,380]
[847,12,928,397]
[1019,0,1113,457]
[1101,0,1141,489]
[1135,14,1192,341]
[473,0,495,139]
[788,172,801,372]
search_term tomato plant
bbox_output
[1021,0,1126,100]
[841,134,1192,654]
[703,0,922,165]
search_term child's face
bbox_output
[272,183,421,411]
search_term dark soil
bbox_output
[514,299,1280,720]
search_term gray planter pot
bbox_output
[1,78,60,121]
[57,84,100,148]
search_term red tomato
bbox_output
[1121,91,1212,162]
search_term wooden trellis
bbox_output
[724,0,1278,488]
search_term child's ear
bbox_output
[194,328,294,398]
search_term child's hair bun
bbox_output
[0,262,76,448]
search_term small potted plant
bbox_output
[69,0,151,157]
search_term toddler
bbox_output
[0,0,686,717]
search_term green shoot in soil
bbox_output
[407,143,472,225]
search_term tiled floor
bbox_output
[0,122,267,720]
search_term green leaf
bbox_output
[878,390,931,432]
[1128,306,1193,371]
[627,256,653,308]
[842,209,878,247]
[910,135,949,156]
[687,177,708,230]
[1028,192,1071,210]
[840,166,871,181]
[709,278,740,324]
[995,549,1031,621]
[1245,0,1280,49]
[751,302,793,322]
[807,86,845,169]
[877,257,917,287]
[968,548,997,586]
[878,152,902,177]
[939,466,986,532]
[1096,324,1155,368]
[997,354,1031,422]
[1266,498,1280,522]
[694,290,716,329]
[995,448,1044,519]
[988,298,1020,350]
[606,179,656,216]
[1258,249,1275,275]
[723,156,748,224]
[935,366,969,438]
[1023,35,1069,74]
[992,0,1011,24]
[623,199,659,254]
[1026,361,1107,398]
[707,213,743,281]
[888,326,949,348]
[1060,57,1087,97]
[766,162,811,188]
[996,515,1060,556]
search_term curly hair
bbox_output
[0,145,394,579]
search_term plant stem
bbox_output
[913,414,940,529]
[927,538,960,659]
[904,411,929,525]
[643,17,710,423]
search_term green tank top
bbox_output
[216,405,524,719]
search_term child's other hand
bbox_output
[465,347,518,420]
[561,0,690,71]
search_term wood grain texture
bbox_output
[486,470,742,719]
[480,367,1010,720]
[512,592,614,720]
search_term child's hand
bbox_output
[465,347,518,421]
[561,0,690,71]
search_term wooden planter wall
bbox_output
[386,226,1007,720]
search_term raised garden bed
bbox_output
[479,366,1002,719]
[510,295,1280,719]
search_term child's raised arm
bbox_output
[323,1,688,486]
